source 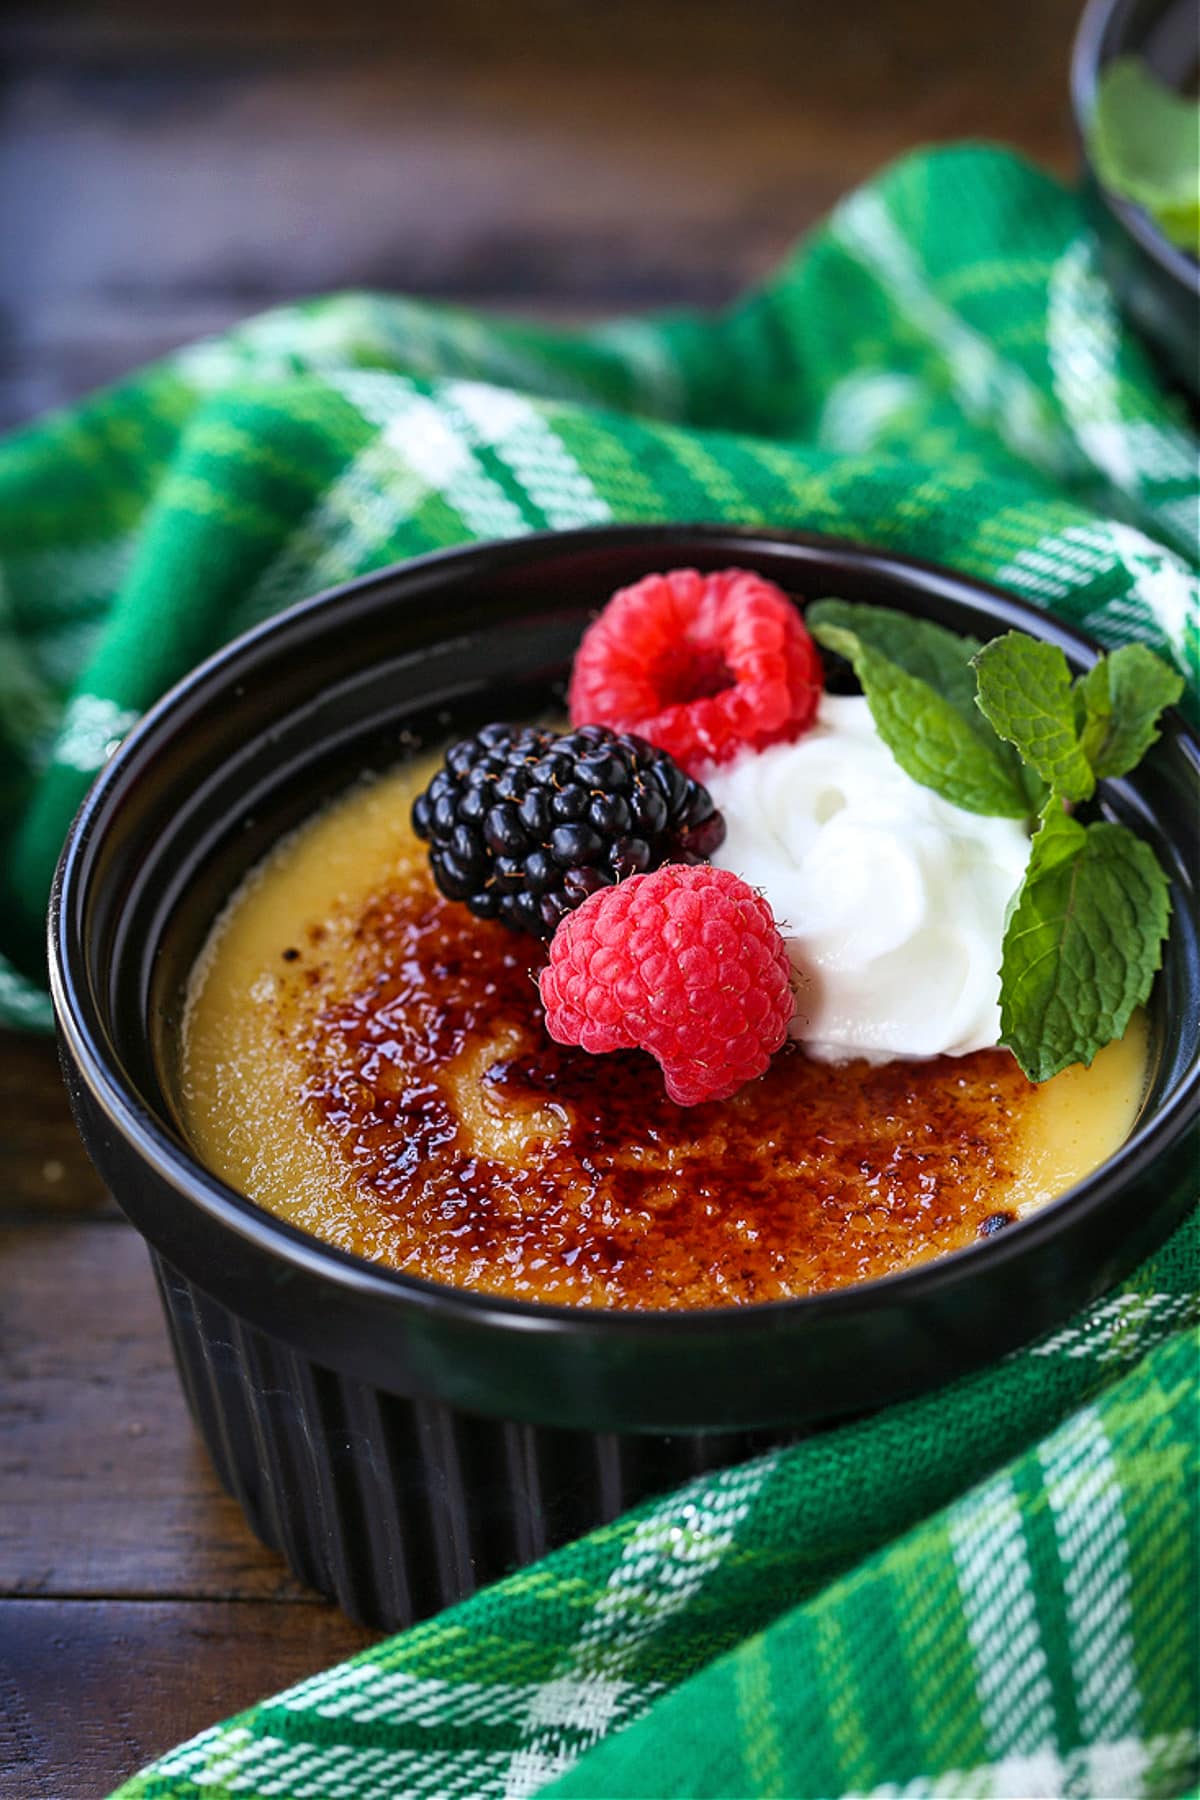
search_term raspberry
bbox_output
[568,567,823,772]
[539,864,794,1106]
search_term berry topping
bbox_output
[412,723,726,940]
[539,864,794,1105]
[568,567,824,772]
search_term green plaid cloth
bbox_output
[1,142,1195,1796]
[115,1218,1199,1800]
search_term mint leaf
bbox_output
[807,599,983,718]
[999,809,1170,1082]
[812,620,1030,818]
[1076,643,1184,780]
[974,633,1096,802]
[810,601,1040,809]
[1091,58,1200,258]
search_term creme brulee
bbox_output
[179,754,1150,1308]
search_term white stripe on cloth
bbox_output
[840,1728,1198,1799]
[949,1470,1056,1760]
[1038,1406,1140,1742]
[244,370,615,628]
[174,1720,518,1792]
[278,1663,544,1732]
[830,189,1069,477]
[994,519,1198,680]
[240,434,440,622]
[160,1721,518,1799]
[501,1450,781,1800]
[1030,1292,1199,1363]
[175,292,597,407]
[146,1455,775,1797]
[816,370,926,454]
[335,371,534,541]
[333,367,612,534]
[241,377,531,623]
[0,956,54,1030]
[1046,239,1198,506]
[49,693,141,773]
[442,380,612,529]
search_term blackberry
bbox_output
[412,723,726,938]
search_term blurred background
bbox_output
[2,0,1085,433]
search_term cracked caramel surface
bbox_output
[180,756,1148,1309]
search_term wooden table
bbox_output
[1,2,1082,1791]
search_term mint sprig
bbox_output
[808,601,1183,1081]
[809,603,1030,818]
[973,631,1181,1079]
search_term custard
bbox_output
[180,755,1150,1308]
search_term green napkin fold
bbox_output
[2,140,1195,1798]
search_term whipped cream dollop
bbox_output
[704,695,1032,1063]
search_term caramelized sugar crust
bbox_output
[284,870,1035,1308]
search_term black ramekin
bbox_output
[1072,0,1200,399]
[49,525,1200,1629]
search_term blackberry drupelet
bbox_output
[412,723,726,938]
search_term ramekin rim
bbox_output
[48,522,1200,1339]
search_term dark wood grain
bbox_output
[0,1601,376,1800]
[0,0,1083,429]
[2,2,1089,1791]
[0,1220,314,1601]
[0,1035,114,1220]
